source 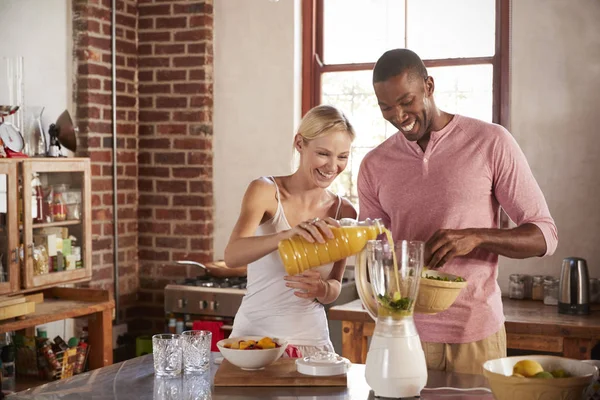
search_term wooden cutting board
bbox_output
[214,358,347,387]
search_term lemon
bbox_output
[511,373,525,378]
[533,371,554,379]
[392,291,402,301]
[513,360,544,377]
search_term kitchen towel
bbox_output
[192,320,225,352]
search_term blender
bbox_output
[355,239,427,398]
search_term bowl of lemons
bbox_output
[217,336,288,370]
[483,355,598,400]
[414,269,467,314]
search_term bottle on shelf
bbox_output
[31,172,45,223]
[79,326,89,344]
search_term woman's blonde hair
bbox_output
[297,105,356,141]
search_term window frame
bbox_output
[301,0,511,226]
[301,0,511,129]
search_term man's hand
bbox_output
[425,229,481,269]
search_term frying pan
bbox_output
[176,260,247,278]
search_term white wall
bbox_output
[0,0,73,340]
[0,0,72,128]
[497,0,600,292]
[213,0,302,258]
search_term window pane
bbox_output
[428,64,493,122]
[323,0,405,64]
[321,70,396,147]
[407,0,496,59]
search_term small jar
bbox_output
[509,274,525,300]
[522,274,533,299]
[532,275,545,301]
[590,278,600,304]
[543,277,559,305]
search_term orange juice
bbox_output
[278,224,385,275]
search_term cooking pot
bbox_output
[176,260,247,279]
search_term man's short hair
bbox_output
[373,49,428,84]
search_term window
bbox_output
[302,0,510,205]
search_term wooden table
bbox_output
[328,298,600,363]
[0,287,114,376]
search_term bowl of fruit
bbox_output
[482,355,598,400]
[414,269,467,314]
[217,336,288,370]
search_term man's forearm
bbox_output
[475,223,547,258]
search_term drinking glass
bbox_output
[182,330,211,373]
[153,333,182,377]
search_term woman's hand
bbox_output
[283,270,328,299]
[284,217,340,243]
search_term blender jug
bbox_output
[355,239,428,398]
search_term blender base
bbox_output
[365,334,427,398]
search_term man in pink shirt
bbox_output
[358,49,558,374]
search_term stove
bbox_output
[164,275,248,318]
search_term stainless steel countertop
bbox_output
[8,353,493,399]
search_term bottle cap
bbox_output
[68,337,80,347]
[295,351,350,376]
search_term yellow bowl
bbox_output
[483,355,598,400]
[217,336,288,370]
[414,270,467,314]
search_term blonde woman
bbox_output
[224,105,357,357]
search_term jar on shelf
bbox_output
[522,274,533,299]
[532,275,545,301]
[590,278,600,304]
[52,184,69,222]
[543,277,559,305]
[509,274,525,299]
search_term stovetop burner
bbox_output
[180,275,247,290]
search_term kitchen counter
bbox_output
[328,298,600,363]
[8,353,493,399]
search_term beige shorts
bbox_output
[421,325,507,375]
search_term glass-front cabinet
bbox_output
[0,161,19,294]
[21,159,92,289]
[0,158,94,292]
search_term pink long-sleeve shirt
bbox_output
[358,115,558,343]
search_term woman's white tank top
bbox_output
[230,177,343,347]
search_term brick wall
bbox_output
[72,0,139,321]
[71,0,214,334]
[136,0,214,333]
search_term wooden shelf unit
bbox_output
[0,287,114,389]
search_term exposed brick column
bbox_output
[72,0,139,322]
[137,0,214,332]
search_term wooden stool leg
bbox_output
[88,309,113,369]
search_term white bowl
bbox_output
[217,336,288,370]
[483,355,598,400]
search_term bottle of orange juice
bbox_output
[278,218,385,275]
